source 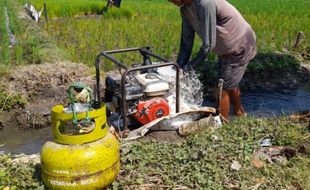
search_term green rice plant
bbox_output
[44,0,195,67]
[21,0,107,19]
[102,6,135,19]
[0,0,35,66]
[230,0,310,52]
[42,0,310,69]
[1,0,26,66]
[22,0,179,20]
[9,0,310,68]
[46,15,183,67]
[5,0,20,35]
[5,0,24,65]
[2,0,66,66]
[0,0,10,65]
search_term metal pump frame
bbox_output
[95,47,180,130]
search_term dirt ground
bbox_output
[144,130,185,143]
[0,62,96,129]
[290,110,310,127]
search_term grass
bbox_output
[249,53,300,71]
[0,64,10,76]
[0,0,10,65]
[0,154,42,190]
[0,116,309,189]
[21,0,107,19]
[0,0,66,71]
[0,89,26,111]
[113,117,310,189]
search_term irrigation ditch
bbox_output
[0,0,310,189]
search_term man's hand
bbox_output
[187,58,202,71]
[179,69,185,79]
[177,60,191,72]
[183,63,192,72]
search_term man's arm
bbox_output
[188,0,217,69]
[176,15,195,69]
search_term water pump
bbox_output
[95,47,181,131]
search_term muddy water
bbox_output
[241,85,310,117]
[0,127,52,154]
[203,82,310,117]
[1,83,309,155]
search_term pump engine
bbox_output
[105,68,171,128]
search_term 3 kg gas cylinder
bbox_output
[41,104,120,190]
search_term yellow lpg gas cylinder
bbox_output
[41,104,120,190]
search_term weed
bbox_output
[248,52,300,72]
[0,154,43,189]
[115,117,310,189]
[0,89,26,111]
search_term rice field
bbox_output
[0,0,67,69]
[43,0,310,66]
[1,0,310,67]
[19,0,107,19]
[0,0,38,66]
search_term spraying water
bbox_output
[156,65,204,113]
[180,70,204,106]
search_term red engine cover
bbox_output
[134,98,170,125]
